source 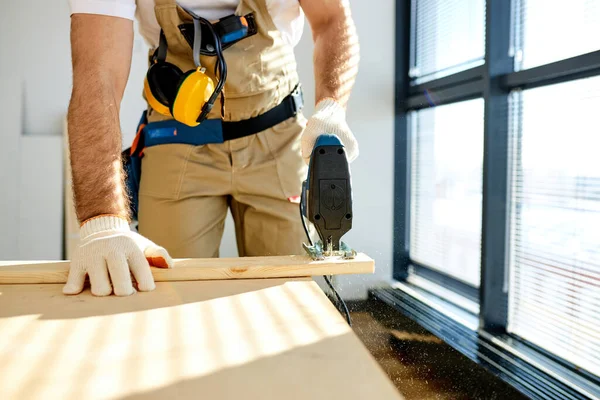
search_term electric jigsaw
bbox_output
[301,134,357,260]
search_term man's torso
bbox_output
[69,0,305,48]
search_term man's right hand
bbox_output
[63,216,173,296]
[66,13,153,297]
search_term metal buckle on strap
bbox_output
[289,84,304,115]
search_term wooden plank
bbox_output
[0,279,402,400]
[18,136,64,260]
[0,79,21,260]
[0,253,375,284]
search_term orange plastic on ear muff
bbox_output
[171,67,215,127]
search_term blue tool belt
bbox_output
[123,84,303,219]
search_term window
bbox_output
[390,0,600,395]
[515,0,600,70]
[410,0,486,82]
[508,76,600,377]
[409,99,484,287]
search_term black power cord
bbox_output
[299,202,352,327]
[324,275,352,327]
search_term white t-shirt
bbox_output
[69,0,305,48]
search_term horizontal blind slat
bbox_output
[410,100,484,288]
[508,74,600,377]
[411,0,485,82]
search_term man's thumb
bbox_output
[144,245,173,269]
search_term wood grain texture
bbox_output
[0,279,402,400]
[0,253,375,284]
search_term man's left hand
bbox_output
[301,98,359,164]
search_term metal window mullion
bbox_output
[409,65,485,96]
[502,50,600,90]
[410,262,480,303]
[406,79,484,110]
[480,0,514,332]
[393,0,412,281]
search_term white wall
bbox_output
[0,0,150,140]
[0,1,150,260]
[1,0,396,298]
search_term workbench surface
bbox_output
[0,278,402,400]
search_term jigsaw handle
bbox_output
[301,134,353,251]
[313,134,344,150]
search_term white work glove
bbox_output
[63,215,173,297]
[301,98,359,164]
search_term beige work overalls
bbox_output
[137,0,308,258]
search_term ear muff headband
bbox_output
[178,6,228,124]
[197,15,227,123]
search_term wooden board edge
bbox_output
[0,254,375,284]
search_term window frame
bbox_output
[391,0,600,395]
[394,0,600,329]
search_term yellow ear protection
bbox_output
[144,13,227,127]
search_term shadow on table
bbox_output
[0,278,309,319]
[0,279,403,400]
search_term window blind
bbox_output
[410,0,486,83]
[409,99,484,288]
[515,0,600,70]
[507,76,600,377]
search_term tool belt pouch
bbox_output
[122,112,148,221]
[122,149,142,221]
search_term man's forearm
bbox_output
[68,15,133,223]
[68,74,128,223]
[312,7,360,108]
